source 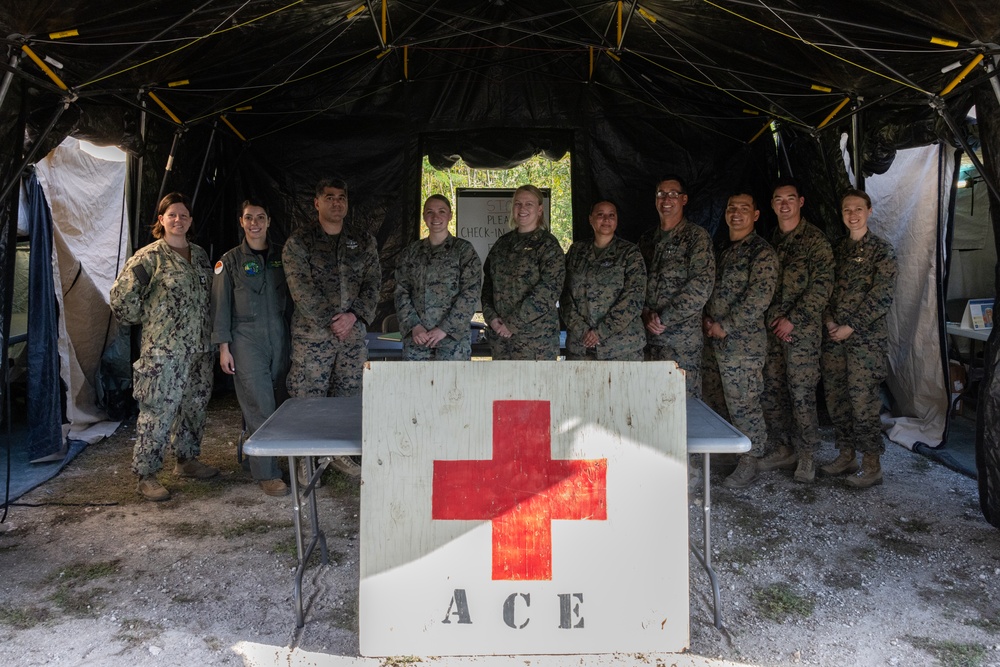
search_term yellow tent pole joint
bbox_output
[589,47,594,80]
[167,79,190,88]
[616,1,623,47]
[930,36,959,48]
[381,0,387,45]
[817,96,851,129]
[21,45,68,90]
[234,105,252,112]
[48,29,79,40]
[749,120,772,144]
[742,108,759,115]
[637,7,656,23]
[939,54,984,96]
[810,84,832,93]
[347,5,366,20]
[220,115,246,141]
[605,49,620,62]
[147,91,182,125]
[376,48,391,59]
[404,45,409,80]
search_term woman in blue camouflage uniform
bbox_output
[110,193,217,502]
[394,195,482,360]
[820,188,897,488]
[211,199,291,497]
[481,184,565,360]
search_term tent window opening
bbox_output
[420,153,573,251]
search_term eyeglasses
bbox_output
[656,190,685,199]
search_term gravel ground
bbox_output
[1,393,999,667]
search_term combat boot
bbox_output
[757,445,797,472]
[723,454,758,489]
[820,448,859,476]
[137,475,170,501]
[793,451,815,483]
[845,453,882,488]
[175,457,219,479]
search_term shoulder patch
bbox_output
[214,260,224,274]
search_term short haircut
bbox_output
[840,188,872,208]
[315,177,348,198]
[656,174,688,194]
[772,176,803,198]
[728,189,758,210]
[151,192,193,240]
[424,194,452,210]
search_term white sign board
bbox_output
[360,360,689,657]
[456,188,552,267]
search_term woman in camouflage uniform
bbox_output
[560,200,646,361]
[820,188,897,488]
[110,193,217,502]
[481,184,565,360]
[394,195,482,360]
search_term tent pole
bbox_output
[814,19,927,94]
[852,101,864,191]
[190,122,217,210]
[0,52,21,114]
[934,102,1000,205]
[132,95,147,250]
[155,129,183,207]
[0,99,69,204]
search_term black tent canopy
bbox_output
[1,1,999,523]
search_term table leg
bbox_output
[690,452,724,629]
[287,455,331,628]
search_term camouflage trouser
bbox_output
[287,336,365,398]
[762,327,821,453]
[645,341,702,398]
[821,336,887,454]
[403,334,471,361]
[708,339,769,457]
[131,352,213,477]
[488,334,560,360]
[231,336,288,481]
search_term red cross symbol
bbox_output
[431,400,607,581]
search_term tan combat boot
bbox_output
[793,451,815,483]
[845,453,882,488]
[820,448,859,476]
[723,454,758,489]
[757,445,797,472]
[137,475,170,501]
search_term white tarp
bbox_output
[34,137,126,443]
[863,144,954,448]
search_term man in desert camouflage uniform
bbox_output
[639,176,715,397]
[283,177,380,476]
[394,194,482,361]
[759,178,834,484]
[560,201,646,361]
[821,188,897,488]
[702,191,779,489]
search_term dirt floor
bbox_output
[2,392,1000,667]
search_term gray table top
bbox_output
[243,395,749,457]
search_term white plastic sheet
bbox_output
[34,137,126,443]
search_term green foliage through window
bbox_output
[420,154,573,250]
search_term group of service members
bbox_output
[110,175,896,502]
